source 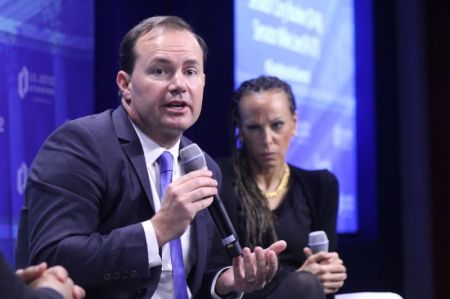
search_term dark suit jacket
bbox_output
[1,252,63,299]
[16,105,224,299]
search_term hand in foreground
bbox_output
[17,263,85,299]
[299,247,347,294]
[215,240,287,295]
[16,262,48,283]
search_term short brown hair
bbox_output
[119,15,208,74]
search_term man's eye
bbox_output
[185,69,197,76]
[152,68,166,75]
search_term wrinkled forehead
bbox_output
[239,89,292,115]
[240,89,289,105]
[135,27,204,63]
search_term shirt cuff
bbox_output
[210,267,244,299]
[141,220,162,267]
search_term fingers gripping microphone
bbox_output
[308,230,329,254]
[180,143,242,258]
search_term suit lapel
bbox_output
[112,106,155,212]
[189,209,210,293]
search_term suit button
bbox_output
[121,270,129,279]
[113,271,120,280]
[103,273,111,281]
[135,288,146,297]
[130,270,138,278]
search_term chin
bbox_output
[165,118,194,131]
[260,161,279,169]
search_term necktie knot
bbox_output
[158,151,173,173]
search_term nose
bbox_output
[168,72,187,96]
[262,127,274,145]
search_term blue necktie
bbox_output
[158,151,188,299]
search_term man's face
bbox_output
[118,28,205,146]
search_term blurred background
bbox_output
[0,1,448,298]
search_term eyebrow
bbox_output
[149,57,201,66]
[149,57,171,65]
[243,117,285,125]
[183,58,201,66]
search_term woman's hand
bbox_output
[298,247,347,294]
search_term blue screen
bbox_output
[235,0,357,233]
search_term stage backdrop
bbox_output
[235,0,357,233]
[0,0,94,265]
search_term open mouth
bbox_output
[164,101,188,111]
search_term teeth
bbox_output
[168,104,184,109]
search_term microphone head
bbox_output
[308,230,329,253]
[179,143,207,172]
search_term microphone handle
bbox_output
[208,194,243,258]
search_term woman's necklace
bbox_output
[262,164,290,200]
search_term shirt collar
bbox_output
[130,120,181,166]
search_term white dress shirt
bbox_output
[132,123,195,299]
[131,121,240,299]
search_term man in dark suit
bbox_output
[16,16,286,299]
[1,252,85,299]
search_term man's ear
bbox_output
[116,71,131,100]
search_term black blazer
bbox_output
[217,158,339,298]
[217,158,339,251]
[16,105,224,299]
[0,252,63,299]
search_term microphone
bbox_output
[308,230,329,254]
[180,143,243,258]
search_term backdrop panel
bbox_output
[0,0,94,265]
[235,0,357,233]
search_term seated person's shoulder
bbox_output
[291,165,338,187]
[216,157,232,171]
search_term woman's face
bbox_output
[238,89,297,171]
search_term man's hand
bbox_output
[299,247,347,294]
[215,240,287,295]
[17,263,85,299]
[151,169,217,246]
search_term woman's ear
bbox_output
[291,111,299,136]
[238,134,244,145]
[235,126,244,147]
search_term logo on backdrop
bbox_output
[17,66,55,103]
[18,66,30,99]
[17,162,28,195]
